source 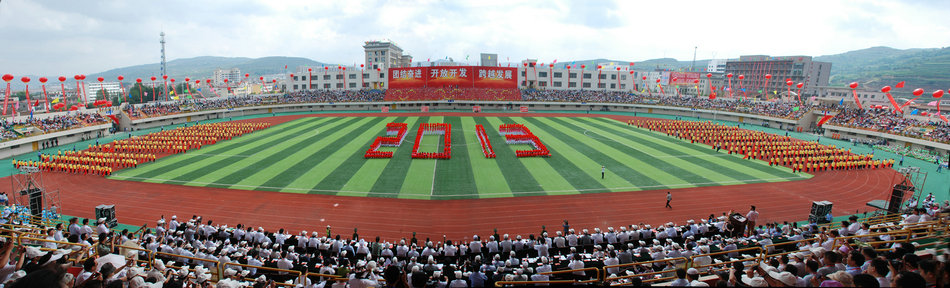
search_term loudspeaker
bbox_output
[888,184,915,214]
[28,191,42,217]
[809,201,833,223]
[95,205,117,228]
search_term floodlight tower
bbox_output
[160,31,167,80]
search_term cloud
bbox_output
[0,0,947,76]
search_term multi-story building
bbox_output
[481,53,498,67]
[724,55,831,99]
[85,82,123,101]
[815,86,888,107]
[706,59,728,73]
[363,40,411,70]
[286,66,389,91]
[213,68,242,86]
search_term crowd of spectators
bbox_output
[828,108,950,143]
[0,113,108,141]
[2,199,948,287]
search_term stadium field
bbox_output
[109,115,809,199]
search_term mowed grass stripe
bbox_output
[120,117,327,179]
[472,117,540,194]
[584,117,802,181]
[366,117,430,196]
[156,117,354,184]
[528,117,667,191]
[306,117,406,195]
[204,117,375,188]
[461,117,513,198]
[574,118,763,183]
[398,116,444,199]
[338,117,420,197]
[554,117,725,185]
[432,116,478,199]
[279,117,400,193]
[517,117,631,193]
[527,117,699,187]
[485,117,576,195]
[501,117,606,194]
[247,116,405,192]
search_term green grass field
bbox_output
[109,116,810,199]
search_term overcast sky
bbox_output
[1,0,948,76]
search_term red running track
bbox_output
[4,112,904,243]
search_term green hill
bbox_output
[815,46,950,97]
[89,56,328,82]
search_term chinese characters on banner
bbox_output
[388,66,517,89]
[386,66,520,101]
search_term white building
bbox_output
[213,68,242,86]
[85,82,123,101]
[706,59,728,73]
[363,40,411,70]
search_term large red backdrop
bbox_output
[385,66,521,101]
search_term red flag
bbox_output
[895,81,905,88]
[817,115,834,126]
[33,100,39,107]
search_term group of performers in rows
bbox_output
[88,122,272,154]
[12,122,272,176]
[629,119,894,173]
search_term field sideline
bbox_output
[110,116,808,199]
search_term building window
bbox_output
[584,83,592,88]
[363,73,370,78]
[350,83,356,88]
[599,74,607,79]
[569,73,577,78]
[349,74,356,79]
[598,83,606,88]
[610,84,616,89]
[539,82,547,87]
[293,76,299,81]
[610,75,616,80]
[379,73,385,78]
[584,73,592,79]
[620,84,626,89]
[521,71,526,77]
[336,75,343,80]
[363,83,369,88]
[336,83,343,88]
[521,81,526,86]
[553,82,562,87]
[553,72,563,78]
[324,84,331,89]
[323,75,331,80]
[293,85,298,90]
[569,82,577,88]
[539,72,548,77]
[621,75,627,80]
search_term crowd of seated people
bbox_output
[828,108,950,143]
[0,113,108,141]
[1,198,948,287]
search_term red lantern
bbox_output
[206,79,212,84]
[73,75,81,81]
[170,78,175,83]
[244,73,249,78]
[765,74,772,79]
[1,74,12,82]
[629,62,635,66]
[260,76,264,81]
[79,75,86,80]
[934,90,945,99]
[39,77,47,83]
[185,77,190,82]
[162,75,168,80]
[117,76,124,81]
[376,68,381,72]
[912,88,924,96]
[272,79,276,83]
[672,77,678,82]
[342,67,346,70]
[524,63,529,67]
[785,80,794,86]
[580,65,585,69]
[597,65,602,69]
[616,67,620,71]
[849,82,858,89]
[97,77,104,82]
[360,64,364,68]
[288,74,293,78]
[881,86,892,93]
[706,73,712,78]
[726,73,733,78]
[20,77,29,83]
[655,79,660,83]
[58,76,66,82]
[223,79,228,83]
[642,76,647,80]
[796,83,804,88]
[150,76,157,81]
[549,64,554,68]
[136,78,142,83]
[738,75,744,80]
